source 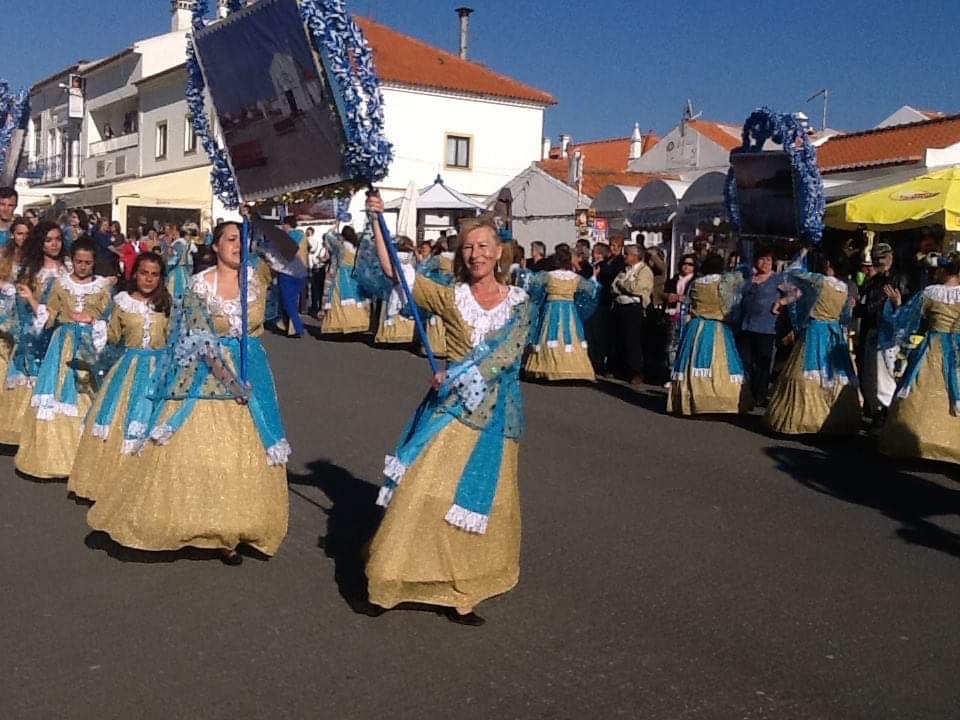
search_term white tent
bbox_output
[385,175,485,211]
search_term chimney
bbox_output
[541,137,551,161]
[456,7,474,60]
[628,122,644,160]
[559,134,572,159]
[567,150,583,186]
[171,0,194,32]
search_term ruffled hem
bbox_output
[444,504,489,534]
[91,423,110,439]
[31,394,79,421]
[802,369,853,388]
[150,423,175,444]
[5,376,35,390]
[692,367,712,378]
[265,439,291,466]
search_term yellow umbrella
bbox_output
[825,166,960,231]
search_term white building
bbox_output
[876,105,946,129]
[18,5,554,235]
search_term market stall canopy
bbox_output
[384,174,485,211]
[825,166,960,231]
[629,179,690,228]
[591,184,641,216]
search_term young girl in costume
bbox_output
[364,198,536,626]
[69,252,172,501]
[419,242,455,358]
[88,222,290,565]
[668,253,753,415]
[763,250,860,435]
[165,232,191,297]
[523,245,599,382]
[15,236,113,478]
[0,221,69,445]
[320,225,371,334]
[0,219,31,416]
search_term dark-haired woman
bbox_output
[320,224,371,334]
[364,199,534,626]
[88,222,289,563]
[880,253,960,463]
[763,251,861,435]
[16,236,113,478]
[69,252,171,501]
[523,244,599,381]
[0,222,68,445]
[668,253,753,415]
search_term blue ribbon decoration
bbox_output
[0,78,30,181]
[724,107,825,245]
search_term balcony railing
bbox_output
[21,154,78,185]
[88,132,138,157]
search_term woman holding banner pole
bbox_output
[363,195,533,626]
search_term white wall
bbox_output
[629,125,732,175]
[139,68,206,178]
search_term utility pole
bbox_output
[807,88,829,131]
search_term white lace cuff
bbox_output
[91,320,108,351]
[32,304,49,333]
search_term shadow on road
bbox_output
[765,438,960,558]
[83,531,239,564]
[590,377,667,413]
[288,458,384,615]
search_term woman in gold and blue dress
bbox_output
[0,218,30,423]
[763,250,861,435]
[69,252,171,501]
[419,245,455,358]
[668,253,753,416]
[880,253,960,463]
[88,221,290,565]
[373,236,416,345]
[321,224,371,334]
[15,236,113,479]
[523,245,599,382]
[363,199,537,626]
[0,221,67,445]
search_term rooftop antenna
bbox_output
[807,88,829,131]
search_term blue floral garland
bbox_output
[724,107,825,244]
[184,0,393,209]
[0,79,30,182]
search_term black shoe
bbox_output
[220,549,243,566]
[444,607,485,626]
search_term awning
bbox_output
[825,166,960,231]
[384,174,485,212]
[629,179,690,228]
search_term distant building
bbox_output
[876,105,947,129]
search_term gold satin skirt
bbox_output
[524,314,595,381]
[321,287,370,335]
[69,366,137,501]
[374,304,415,344]
[667,322,752,415]
[366,420,521,610]
[763,338,861,435]
[881,336,960,463]
[87,398,289,555]
[15,398,91,479]
[424,315,447,358]
[0,383,31,446]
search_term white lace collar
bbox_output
[191,266,259,337]
[924,284,960,305]
[822,275,848,292]
[36,265,64,283]
[454,282,527,347]
[342,239,356,253]
[695,274,721,284]
[548,269,579,279]
[440,251,455,261]
[60,273,109,296]
[114,292,162,348]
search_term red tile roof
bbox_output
[686,120,743,151]
[548,134,660,170]
[355,17,555,105]
[535,159,669,198]
[817,114,960,173]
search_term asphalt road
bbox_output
[3,323,960,720]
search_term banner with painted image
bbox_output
[192,0,349,202]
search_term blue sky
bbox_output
[6,0,958,143]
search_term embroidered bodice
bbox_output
[810,278,849,322]
[109,292,169,349]
[192,265,270,338]
[923,284,960,333]
[545,270,582,301]
[45,275,112,323]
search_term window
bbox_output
[96,160,105,178]
[445,134,471,169]
[115,155,126,175]
[184,115,197,154]
[32,117,41,158]
[155,121,167,159]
